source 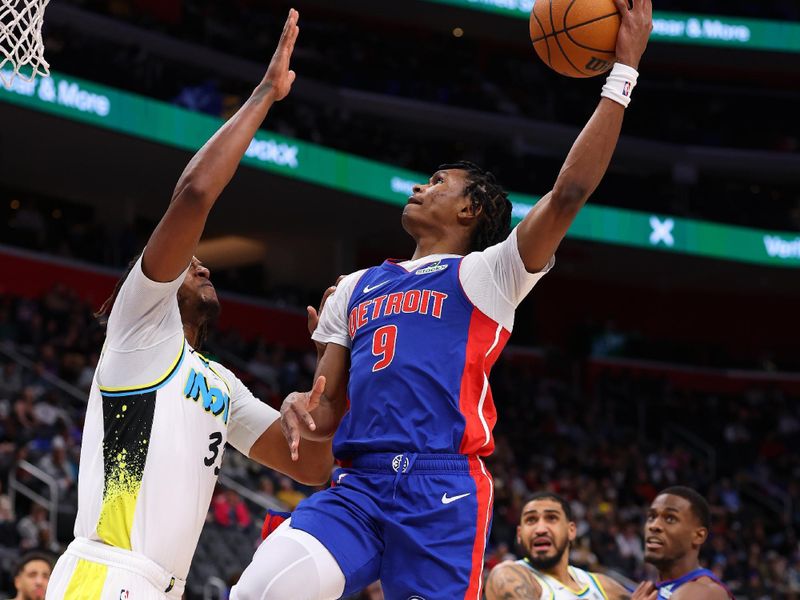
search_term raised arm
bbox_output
[516,0,652,272]
[141,9,300,282]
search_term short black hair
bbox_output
[14,551,54,577]
[523,491,574,522]
[439,161,512,252]
[659,486,710,530]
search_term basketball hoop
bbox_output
[0,0,50,89]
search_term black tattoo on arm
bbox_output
[485,565,540,600]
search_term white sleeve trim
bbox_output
[219,364,280,456]
[310,270,365,350]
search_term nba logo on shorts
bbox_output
[119,591,130,599]
[623,81,632,97]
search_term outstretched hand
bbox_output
[262,8,299,101]
[612,0,653,70]
[280,375,326,461]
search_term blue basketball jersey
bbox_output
[657,568,734,599]
[334,257,510,459]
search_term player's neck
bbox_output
[543,558,576,590]
[411,234,469,260]
[183,322,201,348]
[658,555,701,583]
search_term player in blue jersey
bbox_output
[644,487,734,600]
[231,1,654,599]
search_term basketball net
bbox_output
[0,0,50,89]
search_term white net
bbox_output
[0,0,50,89]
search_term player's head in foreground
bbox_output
[644,486,710,574]
[95,254,220,348]
[517,492,576,571]
[13,552,53,600]
[404,161,513,255]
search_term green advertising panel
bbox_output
[425,0,800,53]
[1,70,798,268]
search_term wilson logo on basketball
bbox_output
[585,57,612,72]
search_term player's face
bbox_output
[14,560,50,600]
[644,494,707,568]
[178,257,220,319]
[517,499,576,571]
[402,169,474,236]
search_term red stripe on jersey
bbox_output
[465,457,494,600]
[457,308,511,456]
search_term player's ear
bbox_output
[457,197,483,228]
[693,526,708,548]
[568,521,577,542]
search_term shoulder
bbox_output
[672,577,730,600]
[207,359,238,391]
[331,269,369,304]
[593,573,631,600]
[485,561,541,600]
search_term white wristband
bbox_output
[601,63,639,108]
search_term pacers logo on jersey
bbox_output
[183,369,231,424]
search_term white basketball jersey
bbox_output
[72,257,278,580]
[517,560,610,600]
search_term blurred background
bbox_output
[0,0,798,598]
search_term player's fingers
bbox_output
[307,306,319,335]
[319,285,337,314]
[279,9,294,41]
[611,0,629,16]
[281,409,300,460]
[309,376,327,406]
[292,402,317,431]
[279,10,298,52]
[291,401,316,431]
[632,581,656,599]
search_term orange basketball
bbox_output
[530,0,621,78]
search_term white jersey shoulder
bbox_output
[517,561,609,600]
[311,226,554,346]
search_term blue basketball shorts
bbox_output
[290,453,494,599]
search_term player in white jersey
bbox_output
[47,10,333,599]
[485,493,656,600]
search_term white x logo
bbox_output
[649,217,675,247]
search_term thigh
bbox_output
[290,477,385,597]
[380,467,494,600]
[100,566,165,600]
[46,552,80,600]
[231,519,346,600]
[48,555,163,600]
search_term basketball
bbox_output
[530,0,621,78]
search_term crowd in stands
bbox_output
[0,279,798,598]
[27,0,799,231]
